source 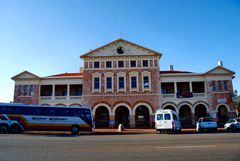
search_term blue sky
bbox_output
[0,0,239,102]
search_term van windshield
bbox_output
[164,114,171,120]
[157,114,163,120]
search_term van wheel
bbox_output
[71,125,80,134]
[9,124,23,134]
[0,124,9,134]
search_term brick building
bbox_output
[12,39,236,128]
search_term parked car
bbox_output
[155,109,181,134]
[196,117,217,132]
[224,118,240,132]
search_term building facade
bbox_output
[12,39,236,128]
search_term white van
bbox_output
[155,109,181,133]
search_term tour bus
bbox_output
[0,103,93,134]
[155,109,181,133]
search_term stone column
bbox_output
[191,113,196,126]
[130,114,135,128]
[109,115,115,128]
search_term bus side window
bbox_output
[32,107,41,115]
[15,107,25,115]
[62,109,70,117]
[0,106,5,114]
[25,107,33,115]
[41,108,50,116]
[5,107,15,114]
[49,109,55,116]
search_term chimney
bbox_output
[169,65,174,71]
[217,61,223,67]
[80,67,84,73]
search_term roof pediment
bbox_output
[205,66,235,76]
[12,71,40,80]
[80,39,162,59]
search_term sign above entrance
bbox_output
[218,98,227,104]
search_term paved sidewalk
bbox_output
[93,128,225,135]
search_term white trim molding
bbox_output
[113,103,132,116]
[129,71,139,92]
[117,72,126,93]
[133,102,153,115]
[104,72,114,93]
[92,72,101,93]
[141,71,151,92]
[93,103,112,116]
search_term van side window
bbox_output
[164,114,171,120]
[173,114,178,121]
[157,114,163,120]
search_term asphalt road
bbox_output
[0,132,239,161]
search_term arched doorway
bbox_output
[163,105,176,111]
[195,104,207,121]
[115,106,129,127]
[179,105,192,127]
[95,106,109,128]
[135,105,150,128]
[217,105,229,124]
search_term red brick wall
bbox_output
[14,85,39,105]
[207,80,235,111]
[82,67,160,112]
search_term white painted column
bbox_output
[52,85,55,101]
[67,84,70,101]
[189,82,193,93]
[174,82,177,98]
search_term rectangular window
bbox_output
[29,85,34,96]
[19,85,24,96]
[106,77,112,89]
[106,61,112,68]
[143,76,150,88]
[164,114,171,120]
[218,80,222,91]
[24,85,29,96]
[94,77,100,90]
[157,114,163,120]
[224,81,228,91]
[142,60,149,67]
[94,62,100,68]
[130,60,136,68]
[118,77,125,89]
[212,81,216,92]
[118,61,124,68]
[131,76,137,89]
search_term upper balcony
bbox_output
[40,84,83,102]
[161,81,206,99]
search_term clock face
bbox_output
[116,46,125,54]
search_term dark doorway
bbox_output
[135,105,150,128]
[179,105,192,127]
[195,104,207,121]
[115,106,129,127]
[217,105,228,124]
[95,106,109,128]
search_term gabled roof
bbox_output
[80,38,162,58]
[11,71,40,80]
[48,72,83,77]
[204,66,235,76]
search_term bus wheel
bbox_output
[71,125,80,134]
[9,124,22,134]
[0,124,9,134]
